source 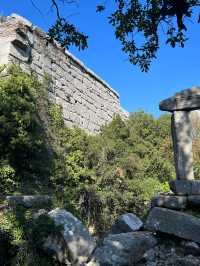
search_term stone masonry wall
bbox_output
[0,14,128,134]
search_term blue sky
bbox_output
[1,1,200,116]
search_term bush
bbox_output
[0,65,52,194]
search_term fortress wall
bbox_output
[0,14,128,134]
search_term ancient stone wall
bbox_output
[0,14,128,134]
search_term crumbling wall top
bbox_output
[1,13,119,98]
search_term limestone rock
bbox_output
[159,87,200,112]
[169,180,200,195]
[110,213,143,234]
[151,195,187,210]
[146,207,200,243]
[88,231,157,266]
[6,195,51,208]
[45,208,95,265]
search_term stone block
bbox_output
[188,196,200,207]
[46,208,96,265]
[110,213,143,234]
[146,207,200,243]
[6,195,51,208]
[181,241,200,256]
[169,180,200,195]
[159,87,200,112]
[151,195,187,210]
[88,232,157,266]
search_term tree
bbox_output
[44,0,200,71]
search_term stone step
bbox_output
[146,207,200,243]
[169,180,200,196]
[151,195,187,210]
[151,194,200,210]
[6,195,51,208]
[188,196,200,207]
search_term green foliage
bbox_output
[0,65,52,194]
[45,1,200,71]
[0,67,175,260]
[100,0,200,71]
[47,108,174,234]
[48,18,88,50]
[0,206,61,266]
[0,163,17,193]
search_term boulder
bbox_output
[146,207,200,243]
[151,195,187,210]
[45,208,95,265]
[87,231,157,266]
[110,213,143,234]
[169,180,200,195]
[6,195,51,208]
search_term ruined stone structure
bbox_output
[146,87,200,245]
[159,87,200,187]
[0,14,128,134]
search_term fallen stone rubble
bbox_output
[3,192,200,266]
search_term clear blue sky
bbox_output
[1,1,200,116]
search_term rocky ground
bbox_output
[138,236,200,266]
[2,194,200,265]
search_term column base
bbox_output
[169,180,200,196]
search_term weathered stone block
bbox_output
[188,196,200,207]
[159,87,200,112]
[46,208,95,265]
[110,213,143,234]
[169,180,200,195]
[151,195,187,210]
[88,232,157,266]
[6,195,51,208]
[146,207,200,243]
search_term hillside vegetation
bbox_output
[1,66,200,264]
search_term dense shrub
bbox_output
[0,206,61,265]
[0,66,52,194]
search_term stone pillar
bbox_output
[171,111,194,180]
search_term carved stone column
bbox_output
[159,87,200,195]
[171,111,194,180]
